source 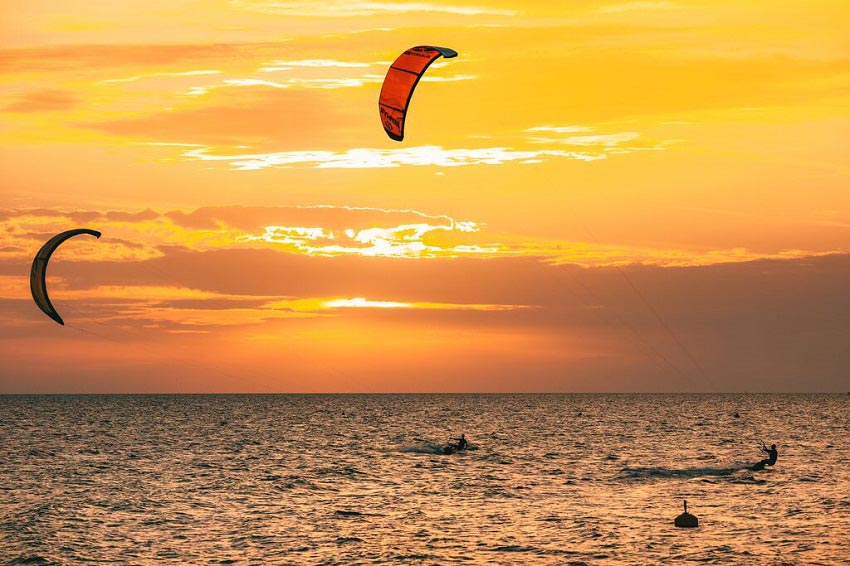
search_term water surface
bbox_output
[1,394,848,564]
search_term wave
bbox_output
[9,557,53,566]
[334,509,363,516]
[316,466,366,477]
[620,465,749,479]
[398,442,479,455]
[398,443,449,455]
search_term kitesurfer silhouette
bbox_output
[454,433,468,451]
[443,433,468,454]
[751,441,778,471]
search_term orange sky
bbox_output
[1,1,848,392]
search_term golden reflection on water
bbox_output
[1,394,848,564]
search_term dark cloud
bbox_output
[2,213,847,391]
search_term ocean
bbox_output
[1,394,848,565]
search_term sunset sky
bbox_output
[1,0,848,392]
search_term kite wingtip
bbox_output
[434,46,458,58]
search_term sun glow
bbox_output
[323,297,410,308]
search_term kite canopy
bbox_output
[378,45,458,141]
[30,228,101,325]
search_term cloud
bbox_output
[241,218,493,258]
[597,1,672,14]
[526,126,594,134]
[0,43,278,73]
[230,0,518,17]
[525,125,659,152]
[185,78,294,96]
[112,124,653,171]
[70,51,468,123]
[181,56,473,95]
[182,145,606,170]
[3,249,849,392]
[2,90,78,113]
[83,87,346,146]
[1,206,842,267]
[259,59,375,71]
[183,75,387,95]
[166,204,458,231]
[0,269,531,330]
[100,70,223,84]
[530,132,641,147]
[68,209,161,223]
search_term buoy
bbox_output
[674,500,698,528]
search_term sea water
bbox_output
[1,394,848,564]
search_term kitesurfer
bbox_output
[450,433,468,451]
[761,443,778,466]
[751,441,777,471]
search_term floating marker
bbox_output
[674,500,698,528]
